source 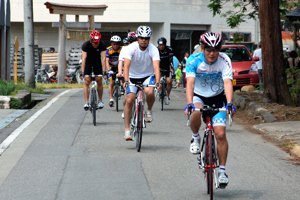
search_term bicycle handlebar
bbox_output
[187,106,232,127]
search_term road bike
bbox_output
[129,83,156,152]
[87,72,102,126]
[187,105,232,200]
[159,69,169,111]
[112,74,125,112]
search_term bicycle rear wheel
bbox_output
[160,81,166,111]
[91,88,97,126]
[207,130,214,199]
[136,101,143,152]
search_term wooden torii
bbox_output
[44,2,107,84]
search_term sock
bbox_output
[219,165,226,173]
[192,133,200,142]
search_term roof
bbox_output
[286,6,300,22]
[44,2,108,15]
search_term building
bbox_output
[10,0,258,62]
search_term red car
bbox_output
[220,45,259,88]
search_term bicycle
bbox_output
[87,72,102,126]
[112,73,125,112]
[128,82,156,152]
[187,105,232,200]
[159,69,169,111]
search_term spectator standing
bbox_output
[253,42,262,84]
[175,65,182,89]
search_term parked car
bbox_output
[221,45,259,88]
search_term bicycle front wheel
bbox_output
[206,130,214,199]
[160,81,166,111]
[91,88,97,126]
[136,101,143,152]
[113,84,119,112]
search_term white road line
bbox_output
[0,90,71,155]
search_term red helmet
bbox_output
[89,30,101,43]
[127,32,137,43]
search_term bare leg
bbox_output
[84,77,91,103]
[124,93,136,130]
[95,77,103,101]
[214,126,228,166]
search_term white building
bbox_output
[10,0,259,61]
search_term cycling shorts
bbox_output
[193,92,227,127]
[108,67,118,81]
[160,66,172,78]
[127,75,155,94]
[84,64,103,76]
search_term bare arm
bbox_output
[186,76,195,105]
[117,60,124,76]
[224,78,235,116]
[105,57,110,72]
[101,51,106,73]
[153,60,160,84]
[81,51,87,73]
[124,58,131,83]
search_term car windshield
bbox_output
[220,47,252,62]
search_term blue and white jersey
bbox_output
[186,52,232,97]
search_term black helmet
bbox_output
[157,37,167,45]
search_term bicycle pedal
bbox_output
[218,183,228,189]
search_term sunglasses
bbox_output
[139,37,150,41]
[205,48,220,53]
[112,43,120,46]
[92,42,99,45]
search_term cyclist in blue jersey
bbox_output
[184,32,236,188]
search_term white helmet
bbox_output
[136,26,152,37]
[110,35,121,42]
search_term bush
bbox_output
[10,98,23,109]
[0,79,15,95]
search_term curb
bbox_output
[233,93,276,123]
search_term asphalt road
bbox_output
[0,88,299,200]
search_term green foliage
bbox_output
[285,68,300,106]
[208,0,300,28]
[0,79,16,95]
[10,98,23,109]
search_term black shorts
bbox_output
[84,64,102,76]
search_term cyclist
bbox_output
[106,35,122,107]
[184,32,236,188]
[81,30,106,110]
[157,37,174,105]
[123,37,129,46]
[122,26,161,140]
[117,32,138,118]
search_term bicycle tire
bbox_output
[91,88,97,126]
[207,130,214,199]
[161,81,166,111]
[114,83,119,112]
[136,101,143,152]
[130,101,137,137]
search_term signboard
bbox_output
[67,30,91,41]
[175,32,191,40]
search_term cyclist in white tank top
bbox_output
[122,26,161,141]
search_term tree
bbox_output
[208,0,300,105]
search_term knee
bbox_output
[125,96,135,106]
[215,130,227,142]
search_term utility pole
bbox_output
[23,0,35,88]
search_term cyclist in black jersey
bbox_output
[157,37,174,105]
[80,30,107,110]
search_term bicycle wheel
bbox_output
[207,130,214,199]
[91,88,97,126]
[130,101,137,135]
[114,83,119,112]
[160,81,166,111]
[136,101,143,152]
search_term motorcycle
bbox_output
[35,65,71,84]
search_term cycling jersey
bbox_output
[118,46,129,62]
[106,46,122,67]
[158,46,174,70]
[123,42,160,79]
[82,40,106,75]
[186,52,232,98]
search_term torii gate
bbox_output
[44,2,107,84]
